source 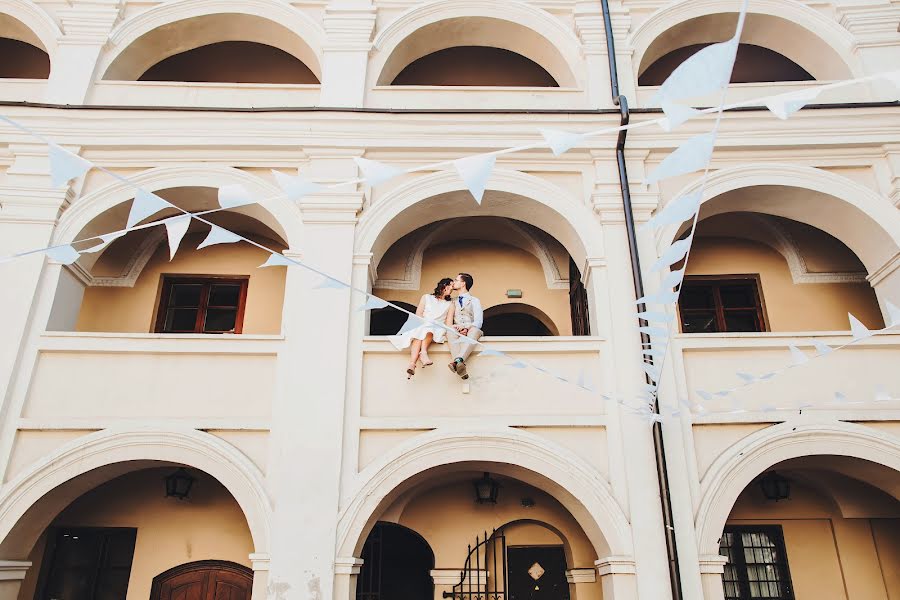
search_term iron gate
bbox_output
[443,529,507,600]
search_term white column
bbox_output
[0,561,31,600]
[566,568,598,600]
[320,3,376,107]
[574,0,634,107]
[334,557,364,600]
[45,1,121,104]
[249,553,270,600]
[596,556,637,600]
[698,555,728,600]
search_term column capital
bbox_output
[334,557,364,575]
[698,554,729,574]
[565,568,597,583]
[0,560,32,581]
[249,553,271,572]
[323,5,376,52]
[595,555,636,576]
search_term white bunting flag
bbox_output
[765,88,822,120]
[197,225,242,250]
[646,132,716,185]
[354,157,404,187]
[848,313,872,340]
[359,296,390,311]
[638,325,670,338]
[833,391,848,404]
[218,184,255,209]
[636,310,674,323]
[660,102,702,132]
[788,345,809,366]
[636,289,680,305]
[81,231,126,254]
[314,276,348,290]
[454,154,496,204]
[539,128,587,156]
[736,371,756,384]
[812,339,833,356]
[164,215,192,260]
[45,244,81,265]
[661,268,686,290]
[696,390,714,403]
[507,360,528,369]
[127,190,171,229]
[480,348,507,358]
[885,301,900,328]
[643,191,703,230]
[397,314,425,335]
[651,235,694,272]
[653,38,738,105]
[258,253,293,268]
[641,362,661,381]
[272,170,322,202]
[642,348,666,359]
[48,144,92,187]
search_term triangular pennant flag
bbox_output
[765,88,822,120]
[453,154,496,204]
[642,348,666,359]
[164,215,191,261]
[479,348,506,358]
[833,391,848,404]
[272,170,322,202]
[507,360,528,369]
[812,339,832,356]
[661,268,686,290]
[359,296,390,311]
[884,301,900,328]
[643,191,703,230]
[397,314,425,335]
[259,253,293,268]
[646,132,716,185]
[788,345,809,366]
[760,372,777,380]
[197,225,242,250]
[696,390,714,402]
[848,313,872,340]
[354,157,404,187]
[659,102,702,132]
[641,362,661,381]
[651,235,693,272]
[636,310,674,323]
[314,276,348,290]
[45,244,81,265]
[736,372,756,384]
[539,128,587,156]
[48,144,92,187]
[127,190,171,229]
[638,325,670,338]
[81,231,126,254]
[636,289,680,305]
[653,38,738,105]
[218,184,255,209]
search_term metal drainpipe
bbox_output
[599,1,684,598]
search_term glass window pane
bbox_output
[169,283,203,307]
[720,284,757,308]
[208,283,241,307]
[682,311,718,333]
[681,285,715,309]
[724,310,760,332]
[165,308,199,332]
[103,531,136,569]
[203,308,238,332]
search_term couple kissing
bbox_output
[389,273,483,380]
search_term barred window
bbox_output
[720,526,794,600]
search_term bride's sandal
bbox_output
[406,363,417,379]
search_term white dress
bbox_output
[389,294,452,350]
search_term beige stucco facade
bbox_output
[0,1,899,600]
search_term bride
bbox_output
[390,277,456,378]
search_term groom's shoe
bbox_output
[455,359,468,380]
[448,361,458,373]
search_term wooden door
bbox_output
[507,546,570,600]
[150,561,253,600]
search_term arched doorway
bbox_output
[356,523,434,600]
[151,560,253,600]
[482,303,558,336]
[369,302,417,336]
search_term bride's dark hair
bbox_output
[433,277,453,300]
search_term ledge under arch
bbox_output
[629,0,860,82]
[371,0,581,88]
[0,427,272,558]
[695,421,900,556]
[100,0,324,81]
[336,427,632,561]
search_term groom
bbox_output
[448,272,484,380]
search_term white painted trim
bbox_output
[566,568,597,583]
[595,556,636,576]
[0,560,30,581]
[0,0,61,55]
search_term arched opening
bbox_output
[139,41,318,84]
[356,522,434,600]
[0,38,49,78]
[103,13,321,83]
[672,200,885,333]
[639,43,812,86]
[482,303,558,336]
[369,302,417,336]
[370,216,584,336]
[637,13,853,85]
[8,464,256,600]
[47,185,288,335]
[716,455,900,599]
[151,560,253,600]
[391,46,558,87]
[375,16,577,87]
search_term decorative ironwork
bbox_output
[443,529,507,600]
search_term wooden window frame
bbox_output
[720,524,794,600]
[154,275,249,334]
[679,274,769,333]
[35,526,138,600]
